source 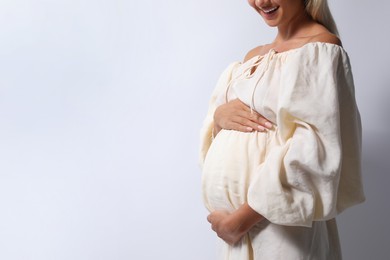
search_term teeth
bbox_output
[261,6,278,13]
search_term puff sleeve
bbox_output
[247,44,365,227]
[199,62,240,168]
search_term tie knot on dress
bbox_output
[225,48,277,114]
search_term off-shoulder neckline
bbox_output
[241,41,345,65]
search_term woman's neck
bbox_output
[274,10,314,44]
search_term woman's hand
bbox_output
[207,211,244,245]
[207,203,264,245]
[213,99,273,136]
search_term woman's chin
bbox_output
[262,20,279,28]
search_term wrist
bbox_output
[231,203,264,234]
[212,123,222,138]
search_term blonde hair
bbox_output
[305,0,339,36]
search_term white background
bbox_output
[0,0,389,259]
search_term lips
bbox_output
[260,6,279,14]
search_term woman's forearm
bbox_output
[231,203,264,234]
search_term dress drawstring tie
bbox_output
[225,49,277,114]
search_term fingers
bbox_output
[216,99,273,132]
[207,214,217,232]
[207,212,241,245]
[234,113,272,131]
[232,99,273,130]
[245,110,270,127]
[231,116,265,132]
[254,114,273,129]
[229,122,256,132]
[229,117,272,132]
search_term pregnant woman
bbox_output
[199,0,365,259]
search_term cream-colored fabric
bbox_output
[199,42,365,259]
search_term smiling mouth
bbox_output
[260,6,279,14]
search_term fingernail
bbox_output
[265,122,273,129]
[246,127,253,132]
[257,126,265,131]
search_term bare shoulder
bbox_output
[309,32,342,47]
[243,45,267,63]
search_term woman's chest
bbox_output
[230,69,282,124]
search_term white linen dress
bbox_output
[199,42,365,260]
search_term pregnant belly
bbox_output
[202,130,268,212]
